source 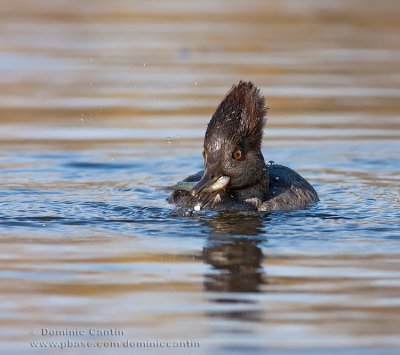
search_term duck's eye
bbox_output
[232,149,242,160]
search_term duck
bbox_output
[168,81,319,212]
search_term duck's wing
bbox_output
[260,164,318,211]
[167,170,204,207]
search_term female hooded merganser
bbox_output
[168,81,318,212]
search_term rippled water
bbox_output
[1,0,400,354]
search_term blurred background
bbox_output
[1,0,399,141]
[0,0,400,354]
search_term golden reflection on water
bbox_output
[2,228,399,349]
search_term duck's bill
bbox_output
[192,176,230,211]
[168,175,230,194]
[191,175,230,196]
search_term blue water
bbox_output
[1,140,398,251]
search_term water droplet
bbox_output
[268,160,275,165]
[275,176,280,180]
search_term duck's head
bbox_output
[191,81,267,198]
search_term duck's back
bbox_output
[261,164,319,211]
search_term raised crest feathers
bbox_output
[204,81,266,150]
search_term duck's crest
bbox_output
[205,81,266,150]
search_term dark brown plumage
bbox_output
[205,81,266,151]
[168,81,319,212]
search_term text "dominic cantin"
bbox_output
[41,328,124,337]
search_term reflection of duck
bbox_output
[203,236,263,293]
[201,214,266,325]
[201,213,265,293]
[169,81,318,212]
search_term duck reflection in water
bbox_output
[202,213,266,323]
[204,236,264,293]
[203,214,265,293]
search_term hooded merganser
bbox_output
[168,81,319,212]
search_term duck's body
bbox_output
[169,164,318,212]
[168,81,318,212]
